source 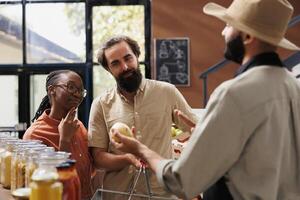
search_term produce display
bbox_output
[171,126,183,138]
[170,125,190,160]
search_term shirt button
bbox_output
[136,131,142,140]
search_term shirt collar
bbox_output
[41,109,60,127]
[138,77,146,93]
[235,52,284,76]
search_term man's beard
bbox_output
[224,34,245,64]
[116,67,142,93]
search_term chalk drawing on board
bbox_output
[155,38,190,86]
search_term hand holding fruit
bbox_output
[110,122,134,143]
[111,128,141,157]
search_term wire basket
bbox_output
[91,165,178,200]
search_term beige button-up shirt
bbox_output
[88,78,197,198]
[156,66,300,199]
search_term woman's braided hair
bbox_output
[31,70,73,122]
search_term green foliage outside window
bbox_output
[64,4,145,98]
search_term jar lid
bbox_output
[56,162,70,169]
[12,187,31,200]
[66,159,76,165]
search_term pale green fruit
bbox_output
[110,122,133,143]
[171,127,177,137]
[175,128,183,136]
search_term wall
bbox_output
[152,0,300,108]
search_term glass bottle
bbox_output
[57,160,81,200]
[29,158,63,200]
[11,146,22,191]
[1,140,19,188]
[67,159,81,199]
[0,140,7,181]
[25,147,55,187]
[11,143,46,191]
[11,187,31,200]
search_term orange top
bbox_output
[23,110,94,199]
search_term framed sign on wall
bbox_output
[154,38,190,86]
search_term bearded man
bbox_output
[110,0,300,200]
[88,35,197,199]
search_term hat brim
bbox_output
[203,2,300,51]
[279,38,300,51]
[203,2,227,20]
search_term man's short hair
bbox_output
[96,35,141,70]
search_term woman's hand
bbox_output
[58,107,79,142]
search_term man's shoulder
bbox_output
[214,66,300,110]
[145,79,176,90]
[93,87,117,104]
[219,66,281,90]
[230,66,296,91]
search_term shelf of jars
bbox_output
[0,133,81,200]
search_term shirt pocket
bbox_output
[142,106,172,139]
[106,113,133,133]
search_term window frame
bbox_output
[0,0,151,136]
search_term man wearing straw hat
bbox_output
[111,0,300,199]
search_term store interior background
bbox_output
[0,0,299,132]
[152,0,300,108]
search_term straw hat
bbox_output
[203,0,300,51]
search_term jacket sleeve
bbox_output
[156,84,248,199]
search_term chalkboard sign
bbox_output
[154,38,190,86]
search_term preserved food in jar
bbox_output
[30,162,63,200]
[57,160,81,200]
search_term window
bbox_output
[92,5,146,97]
[26,3,85,63]
[0,75,18,126]
[0,4,22,64]
[0,0,151,132]
[30,74,47,121]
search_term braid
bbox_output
[31,95,50,122]
[31,70,73,122]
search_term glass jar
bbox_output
[25,154,38,188]
[25,147,55,187]
[0,137,19,182]
[1,140,19,188]
[57,160,81,200]
[12,187,30,200]
[11,147,22,191]
[0,140,7,181]
[11,143,46,191]
[29,159,63,200]
[67,159,81,199]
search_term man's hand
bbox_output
[112,130,164,173]
[58,107,79,143]
[174,109,196,132]
[111,131,141,156]
[125,153,142,168]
